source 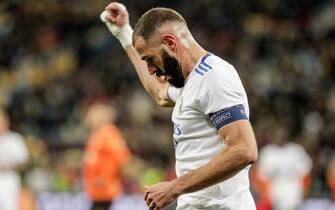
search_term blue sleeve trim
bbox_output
[209,104,248,130]
[198,64,209,72]
[201,52,212,63]
[194,53,213,76]
[200,53,213,70]
[195,68,204,75]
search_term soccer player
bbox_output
[0,108,29,210]
[101,2,258,210]
[83,102,131,210]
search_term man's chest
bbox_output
[171,88,216,144]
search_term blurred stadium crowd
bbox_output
[0,0,335,210]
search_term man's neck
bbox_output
[180,42,207,80]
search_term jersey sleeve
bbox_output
[167,85,182,103]
[0,133,29,167]
[196,62,249,129]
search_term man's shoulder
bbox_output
[193,54,235,79]
[184,53,242,101]
[191,54,238,87]
[208,54,233,69]
[0,131,24,143]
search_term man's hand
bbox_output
[101,2,133,49]
[144,181,180,210]
[104,2,129,27]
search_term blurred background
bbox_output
[0,0,335,210]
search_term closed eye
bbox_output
[147,57,154,63]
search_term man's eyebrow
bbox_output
[141,55,149,60]
[141,55,153,61]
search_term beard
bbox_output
[160,49,185,88]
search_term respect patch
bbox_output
[209,104,248,130]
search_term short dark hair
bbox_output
[133,7,186,44]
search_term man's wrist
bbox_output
[100,11,133,49]
[105,23,133,49]
[172,177,187,196]
[116,24,133,49]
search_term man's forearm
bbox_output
[125,46,159,94]
[174,143,255,195]
[124,46,173,106]
[173,121,258,195]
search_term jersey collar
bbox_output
[184,52,212,84]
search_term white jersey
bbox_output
[258,143,312,210]
[0,131,29,210]
[168,53,254,209]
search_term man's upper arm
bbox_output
[196,61,249,115]
[209,103,257,161]
[218,120,258,162]
[157,84,181,107]
[196,61,257,159]
[156,83,175,107]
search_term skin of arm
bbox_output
[103,2,173,107]
[145,120,258,210]
[174,120,258,193]
[124,46,174,107]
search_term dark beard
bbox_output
[161,49,185,88]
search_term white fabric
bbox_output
[258,143,312,210]
[169,53,254,209]
[167,84,182,103]
[176,190,256,210]
[100,10,133,49]
[0,131,29,210]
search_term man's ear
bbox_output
[162,34,177,51]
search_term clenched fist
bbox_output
[103,2,129,27]
[101,2,133,49]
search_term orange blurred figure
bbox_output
[83,102,131,210]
